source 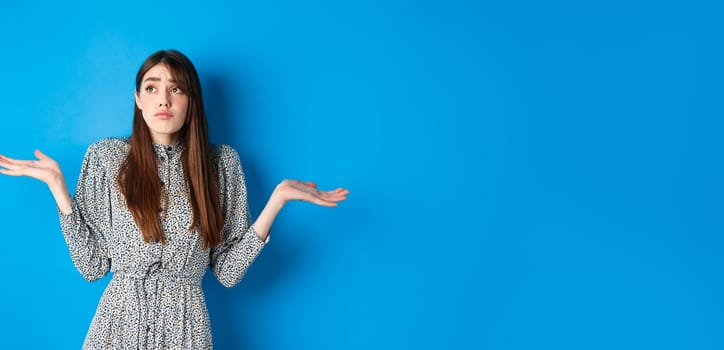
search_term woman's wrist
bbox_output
[47,172,72,214]
[270,183,289,208]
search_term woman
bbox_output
[0,49,348,349]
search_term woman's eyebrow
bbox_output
[143,77,177,83]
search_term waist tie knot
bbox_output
[111,264,202,348]
[114,270,201,286]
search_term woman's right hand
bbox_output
[0,150,64,185]
[0,150,72,213]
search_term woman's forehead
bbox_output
[143,64,179,82]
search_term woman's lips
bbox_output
[154,111,173,119]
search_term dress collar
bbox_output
[152,140,185,156]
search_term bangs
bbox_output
[163,60,192,93]
[135,50,197,95]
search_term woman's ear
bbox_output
[134,90,142,110]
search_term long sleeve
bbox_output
[210,145,267,288]
[59,141,112,282]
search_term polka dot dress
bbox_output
[59,138,267,349]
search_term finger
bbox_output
[302,181,317,188]
[319,192,348,200]
[0,155,35,167]
[34,149,49,160]
[322,195,348,203]
[308,197,339,207]
[320,189,349,196]
[0,159,31,171]
[296,190,335,205]
[316,191,348,201]
[0,168,27,177]
[323,187,348,193]
[313,189,344,198]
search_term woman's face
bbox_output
[135,63,189,145]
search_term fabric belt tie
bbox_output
[112,265,201,348]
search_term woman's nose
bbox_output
[159,94,170,107]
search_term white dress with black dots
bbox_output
[59,138,267,349]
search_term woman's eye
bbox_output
[145,86,157,93]
[172,87,183,94]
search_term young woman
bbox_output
[0,49,348,349]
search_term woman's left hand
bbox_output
[273,180,349,207]
[251,180,349,240]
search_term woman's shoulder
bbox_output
[85,137,130,161]
[211,143,242,170]
[211,143,240,159]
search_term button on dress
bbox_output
[59,138,267,349]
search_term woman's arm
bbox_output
[0,150,72,213]
[210,146,349,287]
[1,145,112,281]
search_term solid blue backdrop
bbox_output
[0,0,722,349]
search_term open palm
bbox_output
[0,150,64,185]
[275,180,349,207]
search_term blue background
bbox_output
[0,1,722,349]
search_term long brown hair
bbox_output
[118,49,223,248]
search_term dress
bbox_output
[58,138,267,349]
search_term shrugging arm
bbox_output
[58,141,112,282]
[210,145,267,288]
